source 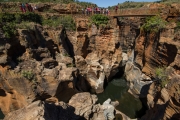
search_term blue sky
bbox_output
[79,0,158,7]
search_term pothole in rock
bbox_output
[97,76,147,119]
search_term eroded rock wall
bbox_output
[141,74,180,120]
[71,18,123,93]
[0,16,124,116]
[134,23,180,77]
[0,25,79,115]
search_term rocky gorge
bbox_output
[0,2,180,120]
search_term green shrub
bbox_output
[141,16,167,33]
[42,15,76,31]
[75,1,97,8]
[155,67,165,79]
[22,70,34,81]
[0,13,42,38]
[20,12,42,24]
[0,13,42,24]
[2,22,16,38]
[0,13,15,22]
[119,1,145,9]
[66,63,75,67]
[17,21,35,30]
[155,67,169,88]
[108,1,148,10]
[89,14,109,28]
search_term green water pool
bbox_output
[97,77,146,119]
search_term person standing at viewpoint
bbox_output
[22,3,26,13]
[19,3,23,13]
[115,5,118,13]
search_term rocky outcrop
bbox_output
[69,92,105,120]
[75,19,122,80]
[141,74,180,120]
[4,100,82,120]
[4,93,117,120]
[69,92,116,120]
[0,74,27,115]
[125,61,152,98]
[0,24,79,115]
[0,55,78,113]
[102,99,115,120]
[147,3,180,20]
[72,19,123,93]
[118,17,142,53]
[75,54,105,93]
[135,23,179,77]
[0,41,10,65]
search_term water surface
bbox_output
[97,77,145,119]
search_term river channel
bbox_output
[97,77,146,119]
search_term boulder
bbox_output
[125,61,152,97]
[68,92,105,120]
[4,100,81,120]
[75,54,105,93]
[58,67,77,82]
[102,99,115,120]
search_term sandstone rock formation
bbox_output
[69,92,105,120]
[4,93,117,120]
[73,19,123,93]
[75,19,122,80]
[102,98,115,120]
[135,19,179,77]
[0,24,79,114]
[0,2,180,120]
[141,75,180,120]
[125,61,152,97]
[4,100,82,120]
[75,54,105,93]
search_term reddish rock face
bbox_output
[135,24,179,77]
[0,67,27,115]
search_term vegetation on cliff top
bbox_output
[89,14,109,29]
[155,67,172,88]
[0,12,42,38]
[0,0,97,8]
[0,12,76,38]
[108,1,152,10]
[42,15,76,31]
[75,1,97,8]
[159,0,180,3]
[141,16,167,33]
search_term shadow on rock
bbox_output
[44,102,85,120]
[4,100,86,120]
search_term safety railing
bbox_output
[0,6,160,18]
[110,8,159,16]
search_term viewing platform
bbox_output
[109,8,159,17]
